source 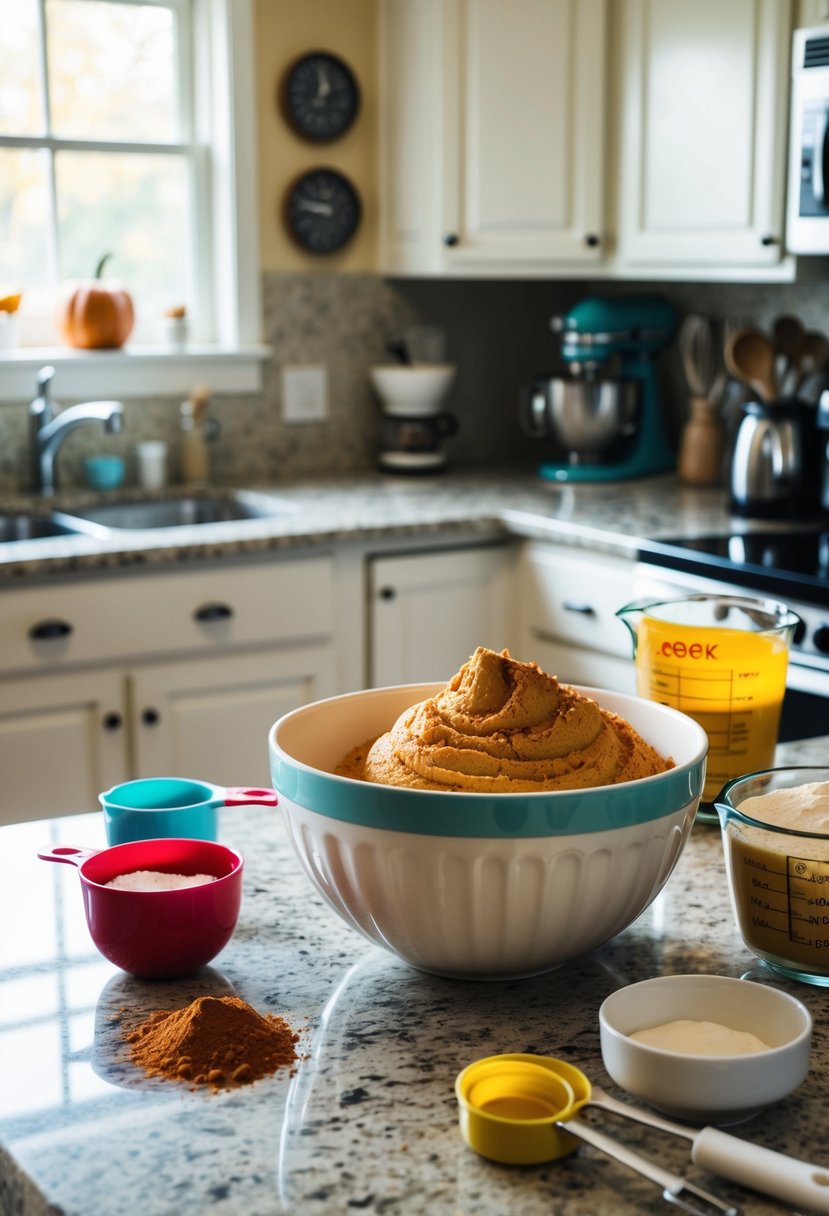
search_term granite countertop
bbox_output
[3,736,829,1216]
[0,468,752,581]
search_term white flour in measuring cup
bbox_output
[104,870,217,891]
[740,781,829,834]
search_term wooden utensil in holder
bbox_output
[677,314,727,485]
[677,396,726,486]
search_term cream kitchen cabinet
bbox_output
[614,0,792,273]
[518,542,636,693]
[0,556,337,824]
[378,0,607,275]
[369,544,515,686]
[379,0,795,280]
[0,668,128,824]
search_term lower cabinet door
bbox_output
[130,645,337,787]
[0,670,128,824]
[370,546,513,687]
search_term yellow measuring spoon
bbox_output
[455,1054,738,1216]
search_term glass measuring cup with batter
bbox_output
[715,767,829,985]
[617,594,800,806]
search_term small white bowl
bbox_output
[370,364,457,416]
[599,974,812,1124]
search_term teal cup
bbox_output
[99,777,277,845]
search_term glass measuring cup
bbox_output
[617,594,800,809]
[715,766,829,985]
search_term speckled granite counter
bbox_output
[3,736,828,1216]
[0,468,755,581]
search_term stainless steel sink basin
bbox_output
[0,512,78,542]
[61,492,297,532]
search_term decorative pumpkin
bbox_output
[58,254,134,350]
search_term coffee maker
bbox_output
[520,296,677,481]
[370,364,458,473]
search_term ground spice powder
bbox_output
[125,995,299,1090]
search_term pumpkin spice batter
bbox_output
[337,647,672,793]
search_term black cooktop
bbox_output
[637,528,829,608]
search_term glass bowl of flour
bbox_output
[715,767,829,986]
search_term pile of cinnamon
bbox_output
[125,995,298,1090]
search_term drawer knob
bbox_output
[29,618,73,640]
[194,602,234,622]
[142,708,160,727]
[379,586,397,601]
[102,712,123,732]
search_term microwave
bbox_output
[787,24,829,253]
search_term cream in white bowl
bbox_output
[268,681,707,980]
[599,973,812,1123]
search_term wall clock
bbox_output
[284,168,362,254]
[280,51,360,142]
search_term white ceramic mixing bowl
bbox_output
[269,683,707,979]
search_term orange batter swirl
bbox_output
[336,647,672,792]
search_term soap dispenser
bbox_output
[179,385,214,485]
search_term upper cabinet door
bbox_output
[442,0,607,269]
[378,0,607,274]
[616,0,791,268]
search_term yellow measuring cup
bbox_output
[455,1054,590,1165]
[456,1051,828,1212]
[617,594,800,805]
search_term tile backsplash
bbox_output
[2,268,829,495]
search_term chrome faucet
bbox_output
[29,366,125,495]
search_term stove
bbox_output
[634,525,829,742]
[637,529,828,607]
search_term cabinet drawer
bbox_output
[528,636,635,696]
[0,556,334,674]
[521,543,635,660]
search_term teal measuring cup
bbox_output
[100,777,277,845]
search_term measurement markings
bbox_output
[650,662,756,755]
[787,856,829,946]
[744,854,790,936]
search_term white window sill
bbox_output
[0,344,271,402]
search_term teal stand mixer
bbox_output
[521,296,678,482]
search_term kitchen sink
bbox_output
[59,491,298,532]
[0,511,79,542]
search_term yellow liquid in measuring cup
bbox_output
[636,617,789,800]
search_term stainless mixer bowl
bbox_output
[521,376,639,461]
[550,379,639,458]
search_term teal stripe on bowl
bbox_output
[272,757,706,838]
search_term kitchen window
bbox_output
[0,0,264,401]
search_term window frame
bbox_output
[0,0,265,402]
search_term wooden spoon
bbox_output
[724,328,777,403]
[772,314,806,395]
